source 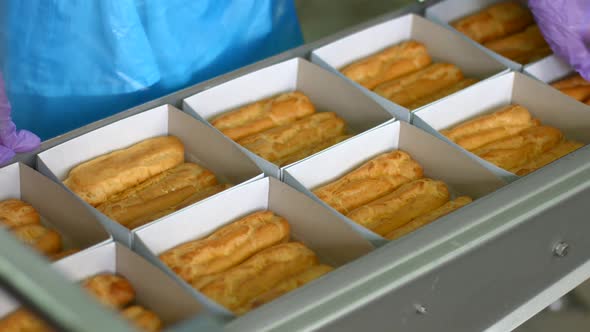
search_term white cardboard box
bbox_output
[310,13,508,121]
[283,120,506,245]
[413,71,590,181]
[182,57,394,179]
[0,162,110,256]
[425,0,549,71]
[524,54,574,84]
[133,176,375,320]
[37,105,263,246]
[0,241,206,329]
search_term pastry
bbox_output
[126,183,233,230]
[160,211,290,283]
[11,224,62,255]
[406,78,478,110]
[313,150,423,214]
[385,196,472,240]
[341,41,432,89]
[0,309,53,332]
[0,199,40,229]
[210,92,316,141]
[237,112,346,163]
[513,140,585,175]
[551,74,590,101]
[274,135,352,167]
[82,274,135,309]
[452,2,534,43]
[97,163,218,228]
[197,242,318,313]
[441,104,534,141]
[346,179,450,236]
[64,136,184,207]
[453,121,540,152]
[235,264,333,315]
[475,126,563,170]
[484,25,551,64]
[122,306,163,332]
[373,63,464,107]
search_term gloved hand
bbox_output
[529,0,590,80]
[0,73,40,165]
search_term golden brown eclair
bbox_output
[313,150,424,214]
[49,248,80,261]
[551,74,590,90]
[160,211,290,283]
[475,126,564,170]
[513,140,585,175]
[452,2,534,43]
[235,264,333,315]
[385,196,472,240]
[97,163,218,228]
[406,78,479,110]
[0,199,41,229]
[238,112,347,163]
[373,63,464,107]
[275,135,352,167]
[126,183,233,230]
[64,136,184,207]
[210,91,316,141]
[556,86,590,102]
[122,305,163,332]
[454,120,540,152]
[0,309,54,332]
[484,25,550,64]
[341,41,432,90]
[441,104,534,142]
[347,179,450,236]
[198,242,318,313]
[82,274,136,309]
[11,224,62,255]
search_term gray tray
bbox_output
[5,1,590,331]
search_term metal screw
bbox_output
[415,304,428,315]
[553,242,569,257]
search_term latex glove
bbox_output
[0,73,40,165]
[529,0,590,80]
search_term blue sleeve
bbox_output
[0,0,303,140]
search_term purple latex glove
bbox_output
[529,0,590,80]
[0,73,40,165]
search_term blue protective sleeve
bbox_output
[0,0,303,140]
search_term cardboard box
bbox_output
[0,162,110,257]
[310,13,508,121]
[0,241,206,329]
[524,54,575,84]
[182,57,394,179]
[413,71,590,181]
[37,105,263,246]
[283,120,506,245]
[425,0,549,70]
[133,177,375,320]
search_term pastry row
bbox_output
[450,1,551,64]
[0,273,162,332]
[340,41,478,111]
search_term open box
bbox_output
[133,176,374,320]
[413,71,590,181]
[310,13,508,121]
[0,162,110,258]
[0,241,206,330]
[182,57,394,179]
[425,0,551,71]
[283,120,506,246]
[36,105,263,246]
